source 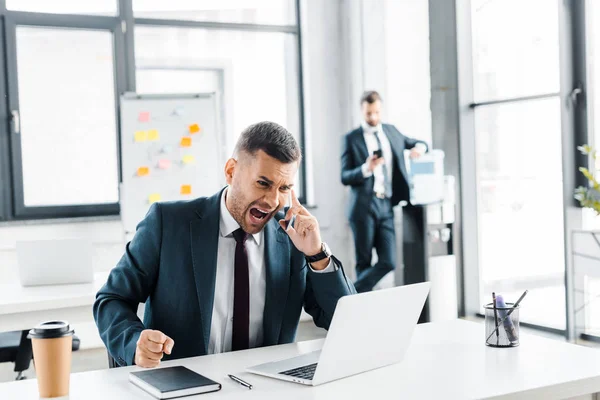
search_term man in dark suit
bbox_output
[94,121,355,368]
[341,91,428,293]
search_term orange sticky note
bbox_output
[148,129,160,141]
[137,167,150,177]
[180,185,192,195]
[148,193,161,204]
[139,112,150,122]
[134,131,147,142]
[182,155,195,165]
[188,124,201,134]
[158,159,171,170]
[180,137,192,147]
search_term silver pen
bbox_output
[228,374,253,390]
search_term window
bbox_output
[132,0,295,25]
[135,27,300,152]
[16,27,118,207]
[470,0,564,330]
[471,0,559,101]
[384,0,432,143]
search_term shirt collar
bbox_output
[219,188,262,245]
[361,121,382,134]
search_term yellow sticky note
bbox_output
[137,167,150,177]
[189,124,201,134]
[148,193,161,204]
[180,137,192,147]
[182,155,196,165]
[134,131,147,142]
[148,129,160,141]
[180,185,192,195]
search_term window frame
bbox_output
[0,0,308,221]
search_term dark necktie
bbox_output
[232,228,249,351]
[373,131,392,197]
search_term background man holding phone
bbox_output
[341,91,428,293]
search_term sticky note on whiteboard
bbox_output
[148,129,160,141]
[189,124,201,134]
[134,131,147,142]
[182,155,196,165]
[137,167,150,177]
[148,193,161,204]
[158,159,171,170]
[180,137,192,147]
[180,185,192,195]
[138,112,150,122]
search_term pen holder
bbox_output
[484,302,520,348]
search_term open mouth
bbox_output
[249,207,271,223]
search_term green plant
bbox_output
[575,144,600,213]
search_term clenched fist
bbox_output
[134,329,174,368]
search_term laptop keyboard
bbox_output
[280,363,318,380]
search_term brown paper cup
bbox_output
[28,321,74,399]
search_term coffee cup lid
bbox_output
[28,321,74,339]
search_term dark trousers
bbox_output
[350,196,396,293]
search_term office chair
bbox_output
[0,330,81,380]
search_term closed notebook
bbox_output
[129,366,221,399]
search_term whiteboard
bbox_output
[119,92,224,233]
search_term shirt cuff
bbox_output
[361,163,373,178]
[308,258,338,273]
[414,143,427,154]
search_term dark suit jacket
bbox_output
[341,124,428,220]
[94,189,355,367]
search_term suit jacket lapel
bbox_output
[262,219,290,345]
[190,189,223,354]
[354,126,370,161]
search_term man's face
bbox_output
[224,149,298,234]
[361,100,382,127]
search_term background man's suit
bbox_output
[94,189,355,366]
[341,123,428,292]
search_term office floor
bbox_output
[0,321,328,383]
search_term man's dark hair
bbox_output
[234,121,302,163]
[361,90,382,105]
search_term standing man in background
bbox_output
[341,91,428,293]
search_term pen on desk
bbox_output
[492,292,500,345]
[485,290,529,343]
[228,374,253,390]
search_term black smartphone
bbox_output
[373,149,383,158]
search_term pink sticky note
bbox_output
[138,112,150,122]
[158,159,171,170]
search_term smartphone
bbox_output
[284,191,296,230]
[373,149,383,158]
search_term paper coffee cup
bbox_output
[28,321,74,399]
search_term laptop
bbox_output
[246,281,430,386]
[17,239,94,287]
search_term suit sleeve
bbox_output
[303,255,357,330]
[341,134,367,186]
[93,203,162,366]
[404,135,429,152]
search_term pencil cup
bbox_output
[484,303,520,348]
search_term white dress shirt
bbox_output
[361,122,394,195]
[208,189,335,354]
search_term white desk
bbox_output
[2,319,600,399]
[0,272,108,332]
